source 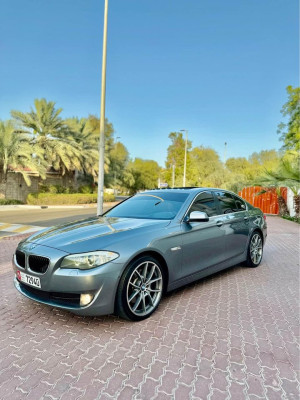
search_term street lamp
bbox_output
[172,163,175,188]
[114,137,121,194]
[97,0,109,216]
[180,129,188,187]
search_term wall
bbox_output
[0,171,75,202]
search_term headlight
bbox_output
[60,251,119,270]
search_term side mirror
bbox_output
[186,211,209,222]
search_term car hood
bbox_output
[24,217,171,253]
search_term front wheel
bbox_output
[245,231,263,268]
[116,256,164,321]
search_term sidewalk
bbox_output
[0,216,299,399]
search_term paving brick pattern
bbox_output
[0,216,299,399]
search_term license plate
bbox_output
[16,270,41,289]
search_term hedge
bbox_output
[27,192,115,205]
[0,199,24,205]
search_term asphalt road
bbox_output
[0,205,114,227]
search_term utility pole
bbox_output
[224,142,227,164]
[180,130,188,187]
[113,136,120,195]
[97,0,109,216]
[172,164,175,188]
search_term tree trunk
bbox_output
[293,194,300,217]
[277,195,289,216]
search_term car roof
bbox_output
[142,187,218,193]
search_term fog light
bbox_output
[80,293,94,307]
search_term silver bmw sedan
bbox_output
[13,188,267,321]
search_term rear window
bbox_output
[215,191,238,214]
[105,192,189,220]
[215,191,246,214]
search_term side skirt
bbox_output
[167,253,246,292]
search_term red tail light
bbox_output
[263,214,267,220]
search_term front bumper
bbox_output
[12,249,124,316]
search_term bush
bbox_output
[103,192,115,202]
[27,192,115,205]
[38,184,49,193]
[78,185,94,194]
[48,185,58,194]
[0,199,24,205]
[38,184,76,194]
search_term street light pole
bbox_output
[113,136,120,195]
[172,163,175,188]
[97,0,109,216]
[180,129,188,187]
[224,142,227,164]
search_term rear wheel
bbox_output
[245,231,263,268]
[116,256,164,321]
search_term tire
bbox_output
[245,231,263,268]
[116,256,164,321]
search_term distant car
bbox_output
[13,188,267,321]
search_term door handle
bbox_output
[216,221,223,227]
[244,216,249,221]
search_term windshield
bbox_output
[105,192,189,220]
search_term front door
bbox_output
[180,191,226,279]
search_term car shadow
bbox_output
[18,262,247,329]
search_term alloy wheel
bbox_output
[126,261,163,317]
[250,233,263,265]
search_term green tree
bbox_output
[277,86,300,151]
[165,132,192,186]
[85,115,116,182]
[226,157,250,175]
[125,158,160,193]
[107,141,129,189]
[11,98,82,175]
[189,146,223,186]
[0,120,46,185]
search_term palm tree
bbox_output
[11,99,82,175]
[263,156,300,216]
[65,118,100,180]
[0,120,46,185]
[256,184,289,216]
[66,116,116,184]
[255,155,300,216]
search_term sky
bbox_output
[0,0,298,166]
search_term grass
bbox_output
[282,215,300,224]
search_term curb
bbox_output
[0,202,118,212]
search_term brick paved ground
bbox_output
[0,216,299,399]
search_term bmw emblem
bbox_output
[26,243,37,251]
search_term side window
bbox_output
[215,191,238,214]
[189,192,218,217]
[231,194,246,211]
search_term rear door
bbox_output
[180,191,226,279]
[213,191,249,260]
